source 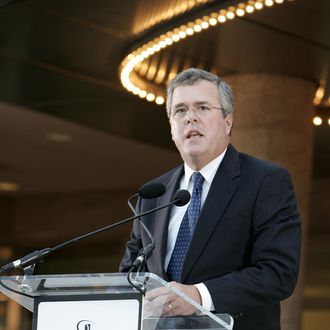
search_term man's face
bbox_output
[169,80,233,170]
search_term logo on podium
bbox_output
[77,320,95,330]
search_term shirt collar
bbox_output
[183,148,227,186]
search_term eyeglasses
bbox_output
[170,103,223,119]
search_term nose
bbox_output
[184,108,198,123]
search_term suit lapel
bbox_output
[181,144,241,282]
[152,166,183,279]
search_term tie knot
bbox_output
[191,172,204,191]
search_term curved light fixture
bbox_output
[119,0,287,106]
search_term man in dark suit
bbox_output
[120,68,301,330]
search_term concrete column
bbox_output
[225,73,315,330]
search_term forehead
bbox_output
[172,80,219,106]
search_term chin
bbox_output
[184,148,205,159]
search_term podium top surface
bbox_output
[0,272,233,330]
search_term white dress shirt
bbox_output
[164,149,227,311]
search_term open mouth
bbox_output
[186,130,203,139]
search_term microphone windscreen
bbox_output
[172,189,191,206]
[139,182,166,199]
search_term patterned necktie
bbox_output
[167,172,204,282]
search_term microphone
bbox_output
[172,189,190,206]
[127,185,161,272]
[138,182,165,199]
[0,188,190,274]
[127,182,165,271]
[128,188,190,272]
[0,248,52,273]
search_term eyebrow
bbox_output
[173,101,211,108]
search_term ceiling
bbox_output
[0,0,329,195]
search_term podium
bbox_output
[0,272,233,329]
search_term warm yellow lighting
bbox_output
[168,71,176,82]
[126,84,134,92]
[139,62,149,76]
[315,86,325,99]
[165,37,173,45]
[236,8,245,16]
[172,34,180,42]
[0,182,19,192]
[313,85,325,105]
[193,24,202,32]
[218,15,227,23]
[146,48,155,55]
[139,90,147,98]
[155,96,165,105]
[265,0,274,6]
[179,31,187,38]
[146,93,156,102]
[328,117,330,126]
[152,44,161,52]
[209,17,217,25]
[132,87,140,95]
[155,69,166,84]
[246,5,255,13]
[146,65,157,80]
[201,21,209,29]
[226,11,235,19]
[119,0,287,106]
[313,116,322,126]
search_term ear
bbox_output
[225,113,233,136]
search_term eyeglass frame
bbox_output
[169,102,224,119]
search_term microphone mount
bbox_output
[0,189,190,276]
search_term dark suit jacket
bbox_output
[120,144,301,330]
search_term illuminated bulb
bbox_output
[179,31,187,38]
[132,87,140,95]
[146,93,155,102]
[152,44,161,52]
[135,54,143,62]
[119,0,288,106]
[193,24,202,32]
[313,116,322,126]
[139,90,147,98]
[172,34,180,42]
[218,15,226,23]
[155,96,165,105]
[165,37,173,45]
[328,117,330,126]
[226,11,235,19]
[209,18,217,25]
[186,27,194,35]
[236,8,245,16]
[125,83,133,91]
[201,21,209,29]
[246,5,254,12]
